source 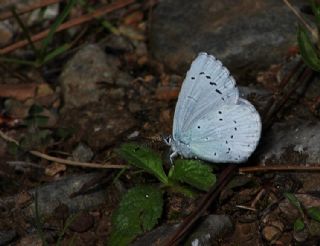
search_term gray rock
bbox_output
[150,0,303,79]
[236,84,320,167]
[101,34,134,53]
[60,44,132,109]
[2,173,108,219]
[239,85,272,111]
[258,117,320,164]
[72,142,94,162]
[60,44,115,109]
[0,230,16,245]
[185,214,233,246]
[131,224,179,246]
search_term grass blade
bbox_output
[298,25,320,71]
[41,0,76,58]
[11,7,39,57]
[42,43,71,64]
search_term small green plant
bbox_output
[0,0,77,68]
[108,143,217,245]
[296,0,320,71]
[284,192,320,234]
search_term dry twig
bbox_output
[0,0,135,54]
[283,0,318,40]
[239,165,320,173]
[0,130,128,169]
[30,150,128,169]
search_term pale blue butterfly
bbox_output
[167,52,261,163]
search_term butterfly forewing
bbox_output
[173,53,238,139]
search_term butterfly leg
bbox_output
[169,151,178,164]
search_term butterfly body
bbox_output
[169,52,261,163]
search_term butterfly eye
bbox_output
[163,136,172,145]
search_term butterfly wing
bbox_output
[173,53,239,141]
[188,98,261,163]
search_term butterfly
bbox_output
[166,52,261,163]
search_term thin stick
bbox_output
[161,166,236,245]
[0,0,135,54]
[0,0,63,21]
[235,205,257,212]
[283,0,318,40]
[239,165,320,173]
[30,150,128,169]
[0,130,128,169]
[0,130,18,145]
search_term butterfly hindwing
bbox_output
[188,99,261,163]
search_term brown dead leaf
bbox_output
[35,84,57,105]
[143,74,155,83]
[15,191,32,207]
[45,162,66,176]
[0,83,37,101]
[256,64,281,92]
[123,10,144,25]
[119,25,145,41]
[155,86,179,101]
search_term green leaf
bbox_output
[169,159,216,191]
[24,115,49,128]
[42,43,71,64]
[298,25,320,71]
[311,0,320,25]
[307,207,320,222]
[109,185,163,246]
[284,192,303,213]
[117,143,168,184]
[294,218,305,232]
[29,104,44,115]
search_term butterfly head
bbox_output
[162,135,172,146]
